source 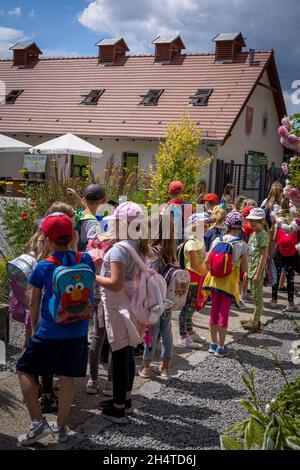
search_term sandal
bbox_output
[242,318,261,332]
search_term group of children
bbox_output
[9,178,300,445]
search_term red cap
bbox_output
[242,206,254,218]
[169,181,184,194]
[41,213,74,244]
[204,193,219,204]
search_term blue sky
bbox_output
[0,0,299,113]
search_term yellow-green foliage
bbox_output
[149,114,210,203]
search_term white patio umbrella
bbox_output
[0,133,31,152]
[29,132,103,178]
[29,133,103,158]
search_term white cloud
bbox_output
[43,49,80,58]
[0,26,27,58]
[78,0,210,53]
[29,9,37,19]
[283,90,300,116]
[8,6,22,17]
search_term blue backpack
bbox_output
[45,252,95,324]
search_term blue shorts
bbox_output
[16,334,88,378]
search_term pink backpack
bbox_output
[116,242,173,325]
[86,237,113,268]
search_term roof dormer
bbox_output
[213,33,246,63]
[152,35,185,64]
[10,42,42,67]
[96,38,129,65]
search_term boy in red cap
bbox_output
[167,181,188,242]
[168,181,185,206]
[16,213,95,446]
[203,193,219,216]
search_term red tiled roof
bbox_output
[0,51,285,142]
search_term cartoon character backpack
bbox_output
[86,237,113,268]
[277,228,298,257]
[7,253,37,323]
[209,237,239,278]
[45,252,95,324]
[150,247,190,311]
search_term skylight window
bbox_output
[81,89,105,105]
[6,89,24,104]
[140,89,164,106]
[189,89,213,106]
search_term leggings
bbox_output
[112,346,135,405]
[179,284,198,338]
[272,255,294,303]
[250,279,264,318]
[209,291,233,328]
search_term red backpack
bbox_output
[209,237,239,278]
[277,228,298,257]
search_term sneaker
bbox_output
[103,381,113,397]
[283,304,300,313]
[180,337,201,349]
[208,343,218,354]
[85,379,99,395]
[39,394,58,413]
[269,301,280,309]
[100,399,134,415]
[242,318,261,332]
[48,421,69,443]
[188,331,206,343]
[138,367,151,379]
[101,404,129,424]
[239,299,248,311]
[152,365,170,379]
[18,419,52,446]
[132,344,144,359]
[214,346,229,358]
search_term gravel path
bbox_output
[73,316,300,450]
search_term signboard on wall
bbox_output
[23,154,47,173]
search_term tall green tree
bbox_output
[149,114,210,203]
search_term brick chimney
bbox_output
[97,38,129,65]
[213,33,246,63]
[152,35,185,63]
[10,42,42,67]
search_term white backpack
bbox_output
[116,242,173,324]
[149,247,190,311]
[160,264,190,311]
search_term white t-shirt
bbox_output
[261,199,281,214]
[211,235,248,264]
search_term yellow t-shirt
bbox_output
[184,238,206,276]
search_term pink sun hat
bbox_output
[103,201,146,223]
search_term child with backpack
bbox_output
[96,202,169,424]
[270,223,299,313]
[241,208,269,332]
[202,211,248,357]
[204,206,226,251]
[70,184,106,250]
[178,213,210,349]
[85,229,115,395]
[16,213,95,446]
[139,214,188,379]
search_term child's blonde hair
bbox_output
[241,199,258,210]
[211,207,226,228]
[46,201,75,218]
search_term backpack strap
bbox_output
[45,252,83,266]
[45,255,62,266]
[115,241,152,273]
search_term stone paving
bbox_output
[0,284,299,450]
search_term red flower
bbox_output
[21,211,27,217]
